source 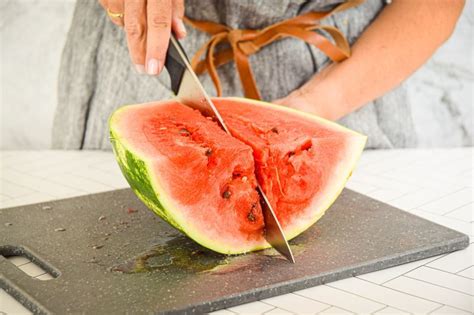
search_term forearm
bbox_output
[296,0,464,120]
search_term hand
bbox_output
[273,63,347,121]
[273,84,336,121]
[99,0,186,75]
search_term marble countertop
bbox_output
[1,148,472,314]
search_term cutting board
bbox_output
[0,189,469,314]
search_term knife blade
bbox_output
[165,35,295,263]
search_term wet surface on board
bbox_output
[0,188,469,314]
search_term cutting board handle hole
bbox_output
[0,245,60,280]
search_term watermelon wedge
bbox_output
[109,97,366,254]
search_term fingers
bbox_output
[146,0,172,75]
[98,0,107,10]
[107,0,124,27]
[172,0,186,39]
[124,0,147,73]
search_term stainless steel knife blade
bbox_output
[165,35,295,263]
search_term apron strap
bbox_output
[184,0,364,100]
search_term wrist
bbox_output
[298,65,348,121]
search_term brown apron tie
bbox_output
[184,0,364,100]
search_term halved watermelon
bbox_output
[109,97,366,254]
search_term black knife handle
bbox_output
[165,35,189,95]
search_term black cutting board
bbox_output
[0,188,469,314]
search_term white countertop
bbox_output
[1,148,473,314]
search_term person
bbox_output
[52,0,464,150]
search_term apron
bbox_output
[52,0,417,150]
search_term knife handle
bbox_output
[165,35,189,95]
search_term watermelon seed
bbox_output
[248,203,257,222]
[205,148,213,156]
[288,151,295,157]
[179,128,191,136]
[222,189,231,199]
[271,127,279,134]
[247,212,256,222]
[232,171,241,179]
[242,176,248,183]
[159,127,167,130]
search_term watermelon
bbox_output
[109,97,366,254]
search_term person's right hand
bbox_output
[99,0,186,75]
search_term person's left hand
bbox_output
[273,64,345,121]
[273,85,333,120]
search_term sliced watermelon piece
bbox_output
[109,97,366,254]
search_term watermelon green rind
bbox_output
[109,108,269,255]
[109,97,366,254]
[219,97,367,241]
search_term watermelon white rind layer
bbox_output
[223,97,367,241]
[110,107,268,255]
[109,97,366,254]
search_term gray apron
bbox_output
[52,0,417,150]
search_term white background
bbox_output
[0,0,473,149]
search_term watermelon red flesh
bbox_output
[216,98,366,239]
[110,102,266,253]
[109,97,366,254]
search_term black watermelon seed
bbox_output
[247,212,256,222]
[271,127,279,134]
[222,189,231,199]
[205,148,212,156]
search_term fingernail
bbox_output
[176,19,187,38]
[147,59,160,75]
[135,64,145,74]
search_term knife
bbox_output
[164,35,295,263]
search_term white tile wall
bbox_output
[1,148,473,315]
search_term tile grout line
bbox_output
[259,297,331,314]
[423,265,474,281]
[441,201,473,217]
[325,278,440,312]
[0,177,89,199]
[261,306,277,314]
[293,286,386,314]
[293,290,361,314]
[344,276,445,310]
[48,171,118,190]
[422,261,474,275]
[380,276,472,311]
[63,170,122,189]
[456,265,474,275]
[370,305,411,315]
[403,274,473,296]
[377,254,449,285]
[314,304,333,314]
[427,304,447,314]
[401,186,469,211]
[412,208,473,224]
